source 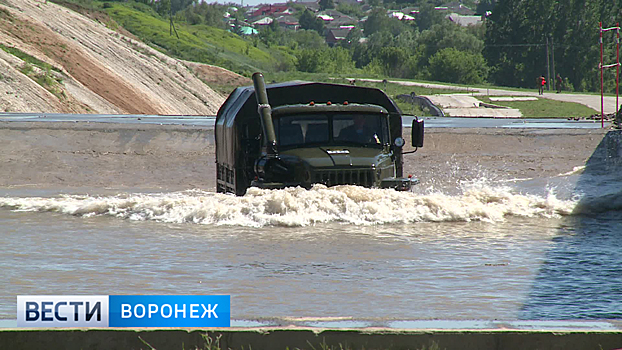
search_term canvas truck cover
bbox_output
[215,81,402,167]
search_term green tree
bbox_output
[415,2,445,31]
[293,30,327,49]
[299,9,325,34]
[476,0,495,15]
[363,8,412,37]
[484,0,556,88]
[427,48,489,84]
[336,3,363,18]
[377,46,411,77]
[296,49,327,72]
[296,47,353,73]
[319,0,334,11]
[418,22,484,63]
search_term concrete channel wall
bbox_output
[2,328,622,350]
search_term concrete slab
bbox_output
[426,94,523,118]
[443,107,522,118]
[426,94,481,108]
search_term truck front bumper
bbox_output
[380,176,419,191]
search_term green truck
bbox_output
[215,73,424,196]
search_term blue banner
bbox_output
[109,295,230,327]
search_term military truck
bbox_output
[215,73,424,196]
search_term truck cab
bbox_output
[215,73,423,196]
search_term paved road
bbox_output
[0,113,608,129]
[357,78,619,115]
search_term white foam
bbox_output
[557,166,586,177]
[0,183,579,227]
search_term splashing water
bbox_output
[0,182,578,227]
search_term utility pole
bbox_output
[546,36,551,91]
[551,35,555,89]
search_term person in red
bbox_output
[537,75,546,95]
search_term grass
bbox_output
[479,96,598,118]
[0,44,65,98]
[0,43,61,73]
[100,1,294,77]
[166,333,445,350]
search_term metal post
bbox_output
[617,23,620,120]
[598,22,605,128]
[551,36,556,91]
[546,36,551,91]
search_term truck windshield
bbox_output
[274,114,388,147]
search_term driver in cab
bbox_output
[338,115,380,144]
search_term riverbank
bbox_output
[2,326,622,350]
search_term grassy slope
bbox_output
[479,96,597,118]
[102,2,291,76]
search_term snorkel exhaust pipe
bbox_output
[252,72,290,182]
[252,72,278,156]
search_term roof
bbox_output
[327,28,351,40]
[446,13,482,26]
[442,1,476,15]
[252,16,274,25]
[217,80,400,126]
[215,80,401,166]
[239,26,259,35]
[251,4,292,17]
[326,16,357,26]
[276,15,299,25]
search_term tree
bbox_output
[415,2,445,31]
[319,0,334,11]
[476,0,495,15]
[483,0,622,91]
[293,30,327,49]
[299,9,325,34]
[296,47,353,73]
[427,48,489,84]
[418,22,484,64]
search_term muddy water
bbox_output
[1,171,621,323]
[2,129,622,324]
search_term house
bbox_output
[276,15,300,30]
[295,0,320,12]
[441,1,476,15]
[251,4,292,17]
[317,14,334,22]
[239,26,259,35]
[326,27,352,46]
[446,13,482,26]
[401,7,419,15]
[334,0,360,4]
[326,15,357,28]
[252,16,274,26]
[317,9,347,18]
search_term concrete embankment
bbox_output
[2,327,622,350]
[0,121,217,192]
[0,121,611,194]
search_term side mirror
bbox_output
[412,119,424,147]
